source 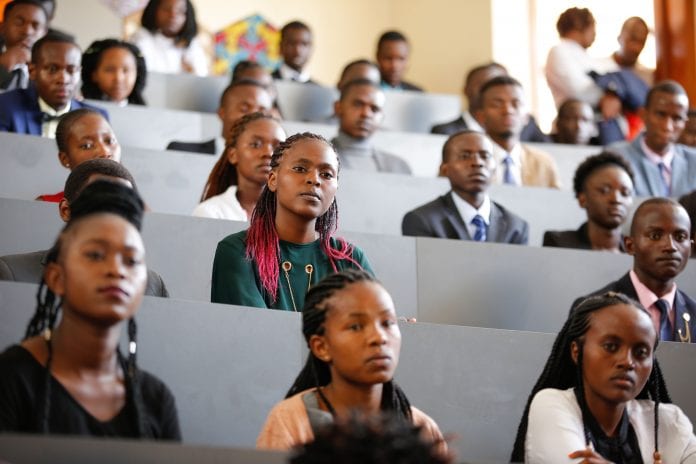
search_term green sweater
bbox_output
[211,230,373,311]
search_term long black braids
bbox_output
[285,269,413,422]
[21,180,150,437]
[510,292,671,463]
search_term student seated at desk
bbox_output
[571,198,696,343]
[257,270,445,453]
[475,76,560,188]
[130,0,208,76]
[193,112,286,220]
[211,133,372,311]
[166,79,273,155]
[511,292,696,463]
[0,159,170,297]
[0,180,180,438]
[375,30,422,92]
[81,39,147,106]
[331,78,411,174]
[37,108,121,202]
[402,130,528,244]
[0,32,109,138]
[271,21,316,84]
[544,152,634,253]
[0,0,48,92]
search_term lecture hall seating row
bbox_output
[1,281,695,463]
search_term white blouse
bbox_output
[192,186,247,221]
[526,388,696,464]
[130,28,208,76]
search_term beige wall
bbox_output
[52,0,495,95]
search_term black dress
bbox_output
[0,345,181,440]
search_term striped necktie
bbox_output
[471,215,487,242]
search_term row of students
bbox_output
[1,182,695,462]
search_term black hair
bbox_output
[140,0,198,47]
[200,111,279,200]
[464,62,506,87]
[54,108,110,154]
[31,30,78,63]
[81,39,148,105]
[572,151,635,197]
[441,129,486,163]
[377,30,409,51]
[645,80,688,109]
[289,412,451,464]
[231,60,264,83]
[280,20,311,41]
[339,77,380,101]
[557,98,588,119]
[479,75,522,101]
[510,292,671,463]
[556,7,595,36]
[629,197,689,236]
[285,269,413,422]
[63,158,137,203]
[3,0,47,20]
[218,79,269,108]
[24,180,149,436]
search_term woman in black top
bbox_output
[0,180,180,439]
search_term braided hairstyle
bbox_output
[81,39,147,105]
[245,132,359,302]
[23,180,150,437]
[510,292,672,462]
[200,111,279,201]
[285,269,413,422]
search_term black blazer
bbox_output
[571,272,696,343]
[430,115,550,143]
[543,222,626,252]
[401,191,529,244]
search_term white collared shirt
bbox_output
[278,63,311,83]
[640,137,675,190]
[38,98,71,139]
[462,111,484,132]
[491,141,523,185]
[450,191,491,239]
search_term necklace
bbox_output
[281,261,314,311]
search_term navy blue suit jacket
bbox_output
[0,85,109,135]
[572,272,696,343]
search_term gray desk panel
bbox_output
[414,238,696,332]
[0,198,417,316]
[0,281,304,448]
[0,435,287,464]
[1,282,695,463]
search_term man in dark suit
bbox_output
[430,62,549,143]
[573,198,696,343]
[271,21,315,84]
[375,30,423,92]
[0,32,108,137]
[544,152,634,252]
[608,80,696,198]
[0,159,169,297]
[402,130,528,244]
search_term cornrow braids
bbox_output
[245,132,360,302]
[200,111,278,201]
[285,270,413,422]
[510,292,671,463]
[21,182,150,437]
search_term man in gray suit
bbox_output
[331,78,411,174]
[608,80,696,197]
[0,159,169,297]
[402,130,528,244]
